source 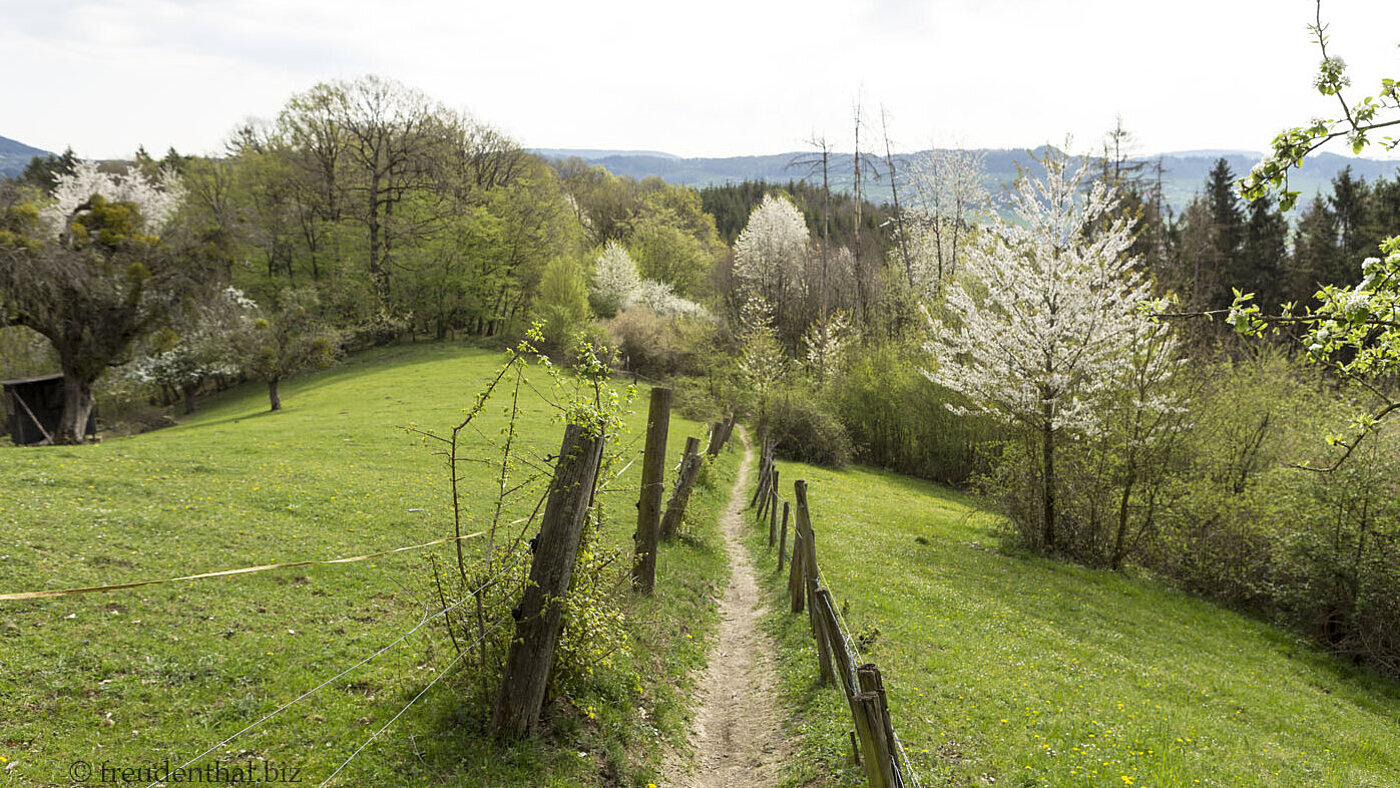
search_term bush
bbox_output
[828,343,994,485]
[605,307,688,378]
[760,388,852,467]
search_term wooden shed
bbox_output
[1,374,96,445]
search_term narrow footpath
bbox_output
[674,429,788,787]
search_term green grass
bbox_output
[0,341,737,787]
[744,462,1400,788]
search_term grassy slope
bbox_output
[0,342,737,787]
[745,462,1400,788]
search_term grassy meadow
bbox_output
[745,462,1400,788]
[0,342,737,787]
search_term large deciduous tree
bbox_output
[925,153,1163,550]
[0,162,211,443]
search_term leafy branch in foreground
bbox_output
[1239,1,1399,212]
[1229,1,1400,470]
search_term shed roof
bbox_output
[0,374,64,387]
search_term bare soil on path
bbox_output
[671,429,788,787]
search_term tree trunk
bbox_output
[268,377,282,411]
[1041,415,1056,550]
[182,384,198,415]
[1111,462,1136,571]
[55,368,94,445]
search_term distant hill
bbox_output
[0,135,52,178]
[538,147,1400,215]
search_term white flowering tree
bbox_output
[925,153,1167,550]
[903,148,987,297]
[0,161,210,443]
[802,310,854,382]
[733,194,809,309]
[588,241,641,317]
[127,287,257,414]
[589,240,708,320]
[736,296,787,417]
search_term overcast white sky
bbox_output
[2,0,1398,161]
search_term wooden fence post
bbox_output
[659,436,702,540]
[490,423,605,738]
[852,692,896,788]
[794,480,835,685]
[705,418,727,457]
[788,529,805,613]
[777,506,789,572]
[749,436,770,508]
[768,470,779,547]
[857,663,900,783]
[816,588,854,695]
[632,387,671,593]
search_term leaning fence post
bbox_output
[817,588,855,695]
[852,691,896,788]
[857,663,901,783]
[660,436,703,540]
[705,419,726,457]
[777,506,789,573]
[490,422,605,738]
[788,529,805,613]
[632,386,671,593]
[795,480,834,685]
[767,469,780,546]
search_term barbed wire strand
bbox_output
[318,615,511,787]
[146,552,528,788]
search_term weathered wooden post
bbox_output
[817,588,855,694]
[749,435,773,508]
[632,387,671,593]
[705,419,726,457]
[490,423,605,738]
[659,436,702,540]
[756,455,774,520]
[857,663,900,781]
[777,506,789,572]
[788,529,805,613]
[794,480,834,683]
[777,502,790,569]
[852,691,897,788]
[767,470,780,547]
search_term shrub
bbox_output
[828,343,993,485]
[760,387,852,467]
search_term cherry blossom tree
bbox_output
[925,153,1168,550]
[733,194,808,310]
[0,161,208,443]
[588,241,640,317]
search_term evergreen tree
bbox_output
[1204,158,1246,307]
[1289,194,1340,303]
[1240,194,1289,309]
[1329,167,1372,271]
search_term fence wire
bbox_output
[764,473,924,788]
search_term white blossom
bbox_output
[589,241,641,317]
[733,194,808,299]
[924,154,1166,437]
[632,279,709,319]
[44,160,185,236]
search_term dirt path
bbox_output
[672,428,788,787]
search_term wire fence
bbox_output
[754,442,921,788]
[140,551,531,788]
